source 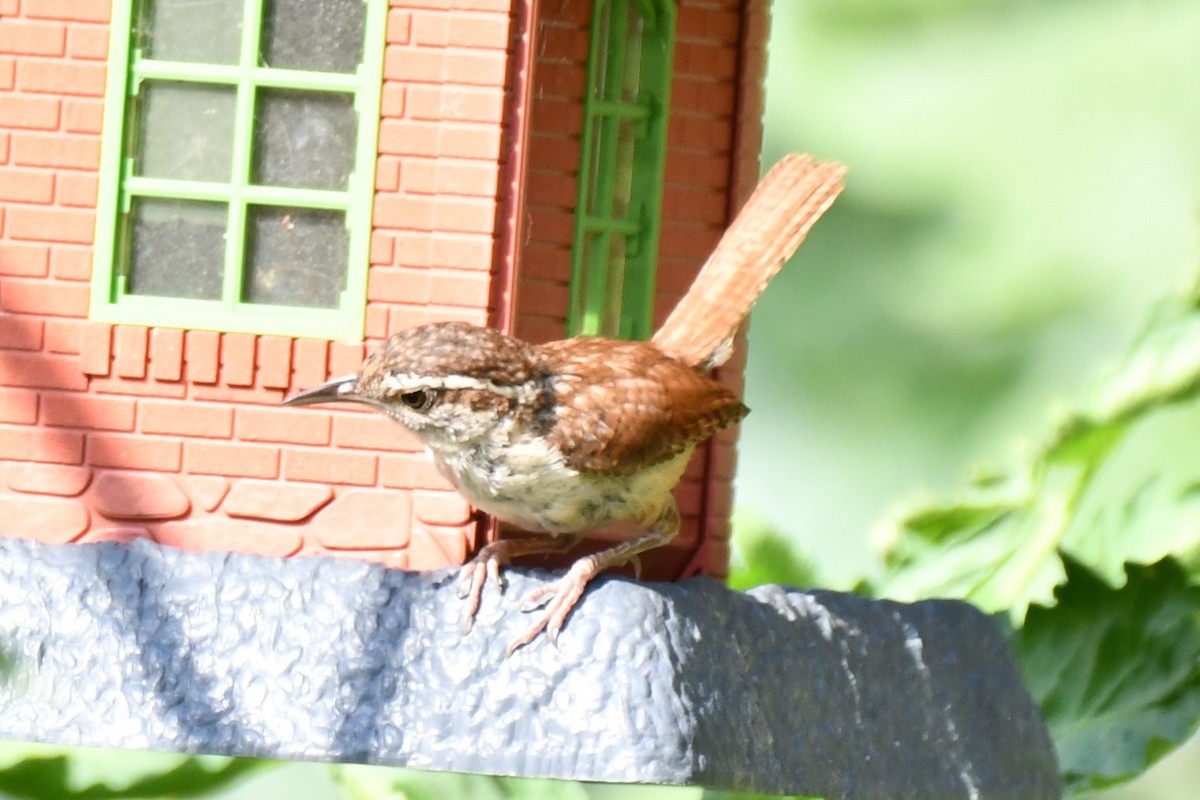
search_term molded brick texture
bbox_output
[508,0,764,578]
[0,0,764,581]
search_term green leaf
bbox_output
[327,765,592,800]
[728,510,820,591]
[0,742,271,799]
[876,295,1200,619]
[1010,557,1200,795]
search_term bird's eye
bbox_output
[398,389,435,412]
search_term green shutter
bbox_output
[568,0,675,340]
[91,0,387,340]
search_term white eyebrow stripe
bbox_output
[380,372,535,401]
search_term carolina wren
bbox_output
[284,154,845,652]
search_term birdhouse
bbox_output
[0,0,773,581]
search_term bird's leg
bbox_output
[456,533,581,632]
[507,504,680,655]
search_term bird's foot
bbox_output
[456,534,583,636]
[455,542,509,633]
[505,556,599,656]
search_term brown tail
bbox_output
[651,154,846,369]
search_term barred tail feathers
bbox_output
[651,154,846,369]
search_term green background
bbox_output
[738,0,1200,797]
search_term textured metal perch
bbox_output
[0,539,1059,799]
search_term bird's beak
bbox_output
[282,375,363,407]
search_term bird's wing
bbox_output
[541,338,747,475]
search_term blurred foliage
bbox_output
[328,765,591,800]
[727,509,820,591]
[876,286,1200,616]
[0,743,269,799]
[1012,558,1200,795]
[740,0,1200,585]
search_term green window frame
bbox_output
[91,0,387,341]
[568,0,675,340]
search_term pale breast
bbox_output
[432,438,693,534]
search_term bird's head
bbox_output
[282,322,549,450]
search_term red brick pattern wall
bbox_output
[0,0,766,579]
[1,0,111,541]
[512,0,764,579]
[509,0,585,346]
[0,0,519,569]
[696,0,771,579]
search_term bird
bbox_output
[283,154,846,653]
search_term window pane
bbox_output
[593,0,614,100]
[253,89,358,190]
[584,115,606,214]
[141,0,243,65]
[612,116,638,221]
[128,198,227,300]
[260,0,365,73]
[245,206,348,308]
[602,231,628,337]
[577,229,619,336]
[136,81,237,182]
[621,4,644,102]
[570,0,672,340]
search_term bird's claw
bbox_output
[505,563,592,656]
[455,549,506,633]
